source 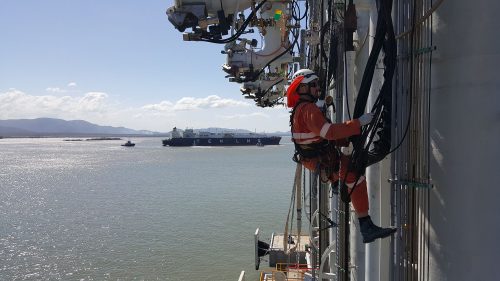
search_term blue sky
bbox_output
[0,0,290,132]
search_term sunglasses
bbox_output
[303,73,316,78]
[308,82,319,87]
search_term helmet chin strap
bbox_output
[299,93,318,103]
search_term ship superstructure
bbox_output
[166,0,500,280]
[162,127,281,146]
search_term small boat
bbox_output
[121,140,135,147]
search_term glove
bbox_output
[358,112,374,126]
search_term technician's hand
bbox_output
[358,113,374,126]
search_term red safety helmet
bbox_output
[286,69,319,107]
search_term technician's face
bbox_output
[308,79,320,97]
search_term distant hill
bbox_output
[0,118,290,138]
[0,118,160,137]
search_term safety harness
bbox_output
[290,99,341,175]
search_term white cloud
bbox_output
[46,82,77,93]
[0,90,289,132]
[0,89,109,119]
[142,95,251,112]
[77,92,108,112]
[141,100,174,112]
[45,87,66,93]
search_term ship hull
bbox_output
[162,136,281,146]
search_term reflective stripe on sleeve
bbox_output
[319,123,331,138]
[344,176,366,188]
[292,132,318,139]
[294,137,322,144]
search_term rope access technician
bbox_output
[287,69,396,243]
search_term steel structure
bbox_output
[165,1,500,280]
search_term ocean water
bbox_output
[0,137,296,281]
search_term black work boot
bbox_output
[358,216,396,243]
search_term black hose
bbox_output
[200,0,268,44]
[241,8,301,83]
[341,0,397,202]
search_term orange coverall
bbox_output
[291,102,369,214]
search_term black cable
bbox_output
[352,3,386,119]
[244,0,304,82]
[318,211,338,231]
[388,0,415,155]
[353,2,397,167]
[291,0,305,57]
[320,22,330,66]
[318,0,325,96]
[426,4,433,278]
[201,1,264,43]
[326,0,337,86]
[343,1,352,120]
[258,78,284,99]
[200,0,268,44]
[243,21,301,82]
[292,1,300,21]
[341,0,397,201]
[292,0,308,21]
[319,20,331,99]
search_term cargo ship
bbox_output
[166,0,500,280]
[162,127,281,147]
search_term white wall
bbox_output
[430,1,500,279]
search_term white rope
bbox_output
[295,163,303,250]
[284,162,302,251]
